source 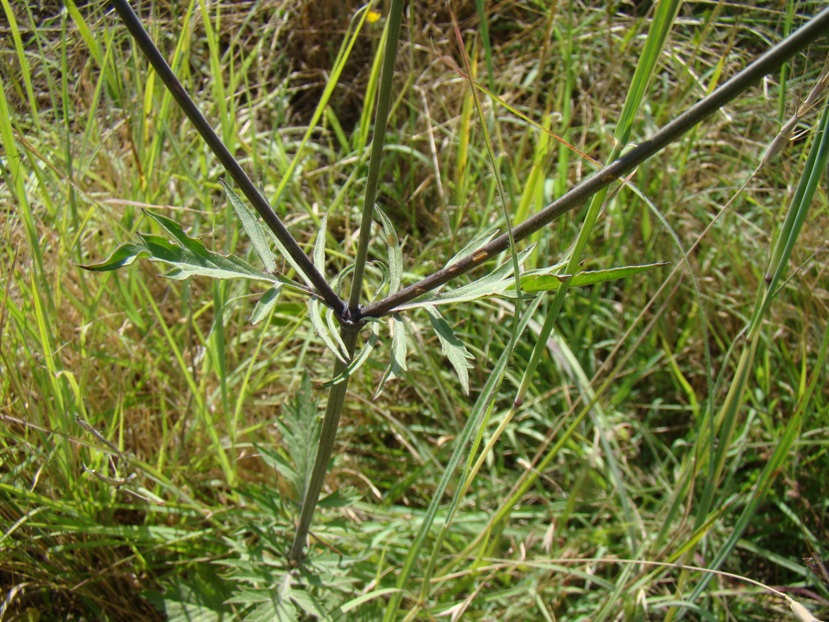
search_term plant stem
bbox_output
[347,0,405,315]
[288,324,360,563]
[108,0,344,314]
[359,4,829,319]
[287,0,406,563]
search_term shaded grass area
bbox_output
[1,0,829,619]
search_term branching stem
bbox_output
[359,5,829,319]
[108,0,345,314]
[109,0,829,567]
[288,0,406,563]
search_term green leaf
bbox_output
[83,210,277,284]
[267,228,313,287]
[397,247,534,310]
[259,374,320,502]
[144,210,204,247]
[257,445,298,498]
[136,230,269,281]
[250,286,282,325]
[323,322,380,387]
[375,314,408,398]
[314,215,327,273]
[375,205,402,295]
[309,298,348,363]
[368,259,391,302]
[145,573,232,622]
[341,588,402,613]
[79,243,150,271]
[325,305,349,358]
[424,306,474,395]
[446,229,499,270]
[222,180,277,273]
[519,262,669,293]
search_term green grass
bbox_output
[2,0,829,620]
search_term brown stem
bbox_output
[108,0,345,314]
[359,5,829,319]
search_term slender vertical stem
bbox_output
[288,0,406,563]
[347,0,406,315]
[108,0,344,314]
[288,325,360,563]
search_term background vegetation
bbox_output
[1,0,828,619]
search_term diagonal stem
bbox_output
[359,4,829,319]
[108,0,345,314]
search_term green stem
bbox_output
[348,0,405,314]
[288,324,360,563]
[288,0,406,562]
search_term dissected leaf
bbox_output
[287,585,328,619]
[375,314,408,398]
[145,210,214,249]
[226,581,298,622]
[393,259,667,309]
[325,306,349,358]
[314,215,328,272]
[145,573,232,622]
[519,262,669,293]
[330,262,354,291]
[79,243,150,272]
[369,259,390,303]
[258,374,320,502]
[256,446,296,499]
[376,205,403,295]
[424,306,474,395]
[136,231,269,281]
[267,228,313,287]
[81,211,277,284]
[317,488,362,508]
[250,286,282,325]
[222,180,278,273]
[446,229,499,269]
